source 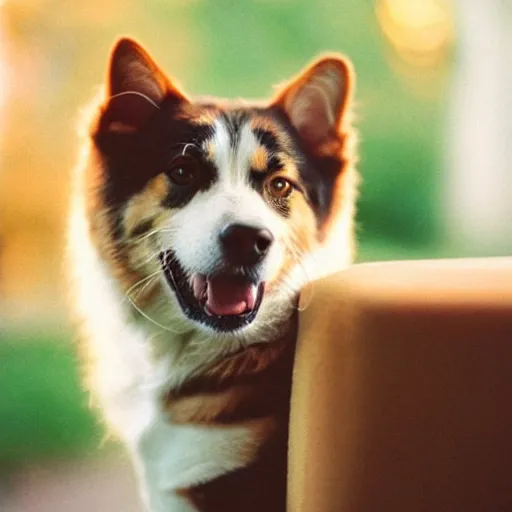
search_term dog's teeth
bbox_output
[191,274,207,301]
[245,284,258,311]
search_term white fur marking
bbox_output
[234,122,259,184]
[211,118,231,179]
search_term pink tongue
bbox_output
[192,274,258,316]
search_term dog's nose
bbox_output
[219,224,274,266]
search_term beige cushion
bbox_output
[289,258,512,512]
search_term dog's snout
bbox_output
[220,224,274,266]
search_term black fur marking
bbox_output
[222,110,249,150]
[162,158,218,209]
[253,128,281,155]
[160,183,197,209]
[267,155,283,172]
[247,158,283,185]
[93,96,216,235]
[249,170,267,194]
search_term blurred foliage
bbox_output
[0,329,102,468]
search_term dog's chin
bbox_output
[159,251,266,333]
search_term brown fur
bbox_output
[170,315,298,512]
[250,145,270,172]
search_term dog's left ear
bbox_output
[272,55,353,148]
[101,37,188,133]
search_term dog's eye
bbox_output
[268,177,293,199]
[167,159,198,186]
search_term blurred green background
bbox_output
[0,1,509,508]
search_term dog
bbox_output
[67,37,358,512]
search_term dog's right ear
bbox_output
[101,38,188,133]
[271,55,353,150]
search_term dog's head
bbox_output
[83,38,357,340]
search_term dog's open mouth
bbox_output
[159,251,264,332]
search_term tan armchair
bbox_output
[290,259,512,511]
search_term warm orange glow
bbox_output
[376,0,454,68]
[0,4,7,114]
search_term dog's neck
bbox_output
[136,285,299,392]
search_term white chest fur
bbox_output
[69,207,271,511]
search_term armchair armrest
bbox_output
[289,258,512,512]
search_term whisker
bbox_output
[108,90,161,110]
[132,274,159,301]
[278,231,318,312]
[128,227,174,246]
[125,270,161,298]
[181,143,198,157]
[123,270,188,335]
[132,249,163,270]
[297,281,315,312]
[125,294,182,334]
